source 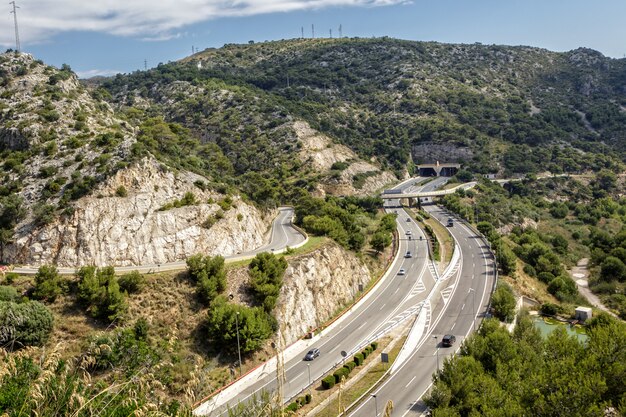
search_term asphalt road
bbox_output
[199,180,438,416]
[348,201,497,417]
[10,207,306,276]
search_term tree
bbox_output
[249,252,288,312]
[77,266,127,322]
[600,256,626,282]
[370,231,392,253]
[186,254,226,304]
[32,265,64,302]
[206,296,275,354]
[491,283,516,322]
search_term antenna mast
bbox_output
[9,1,20,52]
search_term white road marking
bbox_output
[394,288,399,295]
[405,376,417,388]
[461,303,465,310]
[294,371,304,380]
[450,322,456,330]
[379,303,386,311]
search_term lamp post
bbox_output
[434,336,439,371]
[307,363,311,394]
[235,311,242,377]
[371,394,378,417]
[469,287,476,332]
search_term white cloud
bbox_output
[0,0,407,46]
[75,69,122,78]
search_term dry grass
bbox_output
[423,217,454,265]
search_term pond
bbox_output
[533,316,588,343]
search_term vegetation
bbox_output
[186,254,227,304]
[249,252,288,312]
[426,314,626,416]
[32,265,65,302]
[0,300,54,348]
[77,266,127,322]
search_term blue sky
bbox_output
[1,0,625,78]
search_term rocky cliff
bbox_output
[275,242,371,344]
[6,158,272,267]
[294,121,396,197]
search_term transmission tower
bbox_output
[9,1,20,52]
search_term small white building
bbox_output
[575,306,592,322]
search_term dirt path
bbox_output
[570,258,617,317]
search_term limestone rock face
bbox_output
[6,158,271,267]
[276,243,370,345]
[294,120,396,196]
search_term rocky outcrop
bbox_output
[294,120,396,196]
[276,242,371,345]
[5,158,272,267]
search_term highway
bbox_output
[195,178,439,416]
[348,194,497,416]
[10,207,306,276]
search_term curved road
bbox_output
[196,180,438,415]
[10,207,306,275]
[349,192,497,416]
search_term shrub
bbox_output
[3,272,18,285]
[118,271,146,294]
[333,367,349,383]
[115,186,128,197]
[362,349,369,359]
[321,375,335,389]
[540,303,560,317]
[344,361,356,372]
[492,282,517,322]
[285,402,299,412]
[0,285,20,302]
[32,265,64,302]
[0,300,54,348]
[371,341,378,350]
[249,252,288,313]
[186,254,226,304]
[304,393,312,404]
[354,353,364,366]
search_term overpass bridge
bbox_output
[381,181,477,199]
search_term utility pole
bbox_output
[9,1,20,52]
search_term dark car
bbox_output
[304,348,320,361]
[405,251,412,258]
[447,218,454,227]
[442,334,456,347]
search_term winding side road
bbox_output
[9,207,307,276]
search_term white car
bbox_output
[405,230,412,235]
[398,268,406,275]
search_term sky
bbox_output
[1,0,625,78]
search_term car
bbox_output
[398,268,406,275]
[404,251,412,258]
[304,348,320,361]
[405,230,412,235]
[442,334,456,347]
[447,218,454,227]
[406,217,411,222]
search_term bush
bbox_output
[0,300,54,348]
[285,402,299,412]
[333,367,349,383]
[0,285,20,302]
[540,303,560,317]
[32,265,64,302]
[118,271,146,294]
[321,375,336,389]
[186,254,226,304]
[354,353,364,366]
[305,393,312,403]
[344,361,356,372]
[371,341,378,350]
[115,186,128,197]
